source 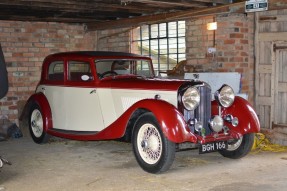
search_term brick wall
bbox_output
[0,21,97,126]
[0,15,255,127]
[186,13,255,104]
[97,28,131,52]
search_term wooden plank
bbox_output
[259,15,287,22]
[258,65,272,73]
[255,12,260,110]
[259,32,287,41]
[265,106,270,129]
[259,73,265,96]
[272,45,278,125]
[257,96,272,105]
[273,123,287,128]
[265,73,271,97]
[259,105,265,128]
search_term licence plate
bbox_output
[199,141,227,154]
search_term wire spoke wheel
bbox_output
[226,136,243,151]
[219,133,254,159]
[137,123,162,164]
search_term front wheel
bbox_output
[132,113,175,174]
[29,104,49,144]
[219,133,254,159]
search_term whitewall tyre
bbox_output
[219,133,254,159]
[29,104,49,144]
[132,112,175,173]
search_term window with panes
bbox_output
[132,21,186,74]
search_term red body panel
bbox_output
[212,96,260,135]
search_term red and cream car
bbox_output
[25,51,260,173]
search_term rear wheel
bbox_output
[29,104,49,144]
[219,133,254,159]
[132,112,175,173]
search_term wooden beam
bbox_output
[0,0,157,13]
[87,0,287,30]
[87,3,232,30]
[130,0,229,5]
[259,32,287,42]
[259,15,287,22]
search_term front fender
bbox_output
[24,93,53,131]
[129,99,197,143]
[212,96,260,135]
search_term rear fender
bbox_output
[24,93,53,132]
[212,96,260,134]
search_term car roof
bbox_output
[47,51,148,59]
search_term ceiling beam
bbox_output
[87,0,287,31]
[126,0,215,8]
[129,0,229,6]
[0,0,158,14]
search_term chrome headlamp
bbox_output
[182,87,200,110]
[215,85,235,108]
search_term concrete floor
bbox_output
[0,137,287,191]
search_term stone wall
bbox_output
[0,21,97,127]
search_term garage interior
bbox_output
[1,0,287,190]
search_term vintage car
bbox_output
[25,51,260,173]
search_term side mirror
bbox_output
[0,43,8,99]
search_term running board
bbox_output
[49,128,99,135]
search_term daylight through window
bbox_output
[132,21,186,74]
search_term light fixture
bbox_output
[207,22,217,31]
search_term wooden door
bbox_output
[256,41,273,128]
[273,44,287,127]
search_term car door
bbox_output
[43,59,105,132]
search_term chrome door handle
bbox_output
[90,89,96,94]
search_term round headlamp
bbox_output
[215,85,235,108]
[182,87,200,111]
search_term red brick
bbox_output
[224,39,235,44]
[241,52,248,56]
[240,39,248,44]
[229,57,244,62]
[230,33,244,38]
[241,28,248,33]
[234,22,243,27]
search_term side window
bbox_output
[136,60,152,77]
[68,61,92,82]
[111,60,130,75]
[48,61,64,81]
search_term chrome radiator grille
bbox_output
[195,85,212,135]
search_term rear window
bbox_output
[48,61,64,81]
[68,61,93,82]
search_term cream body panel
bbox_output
[38,85,105,131]
[97,88,177,127]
